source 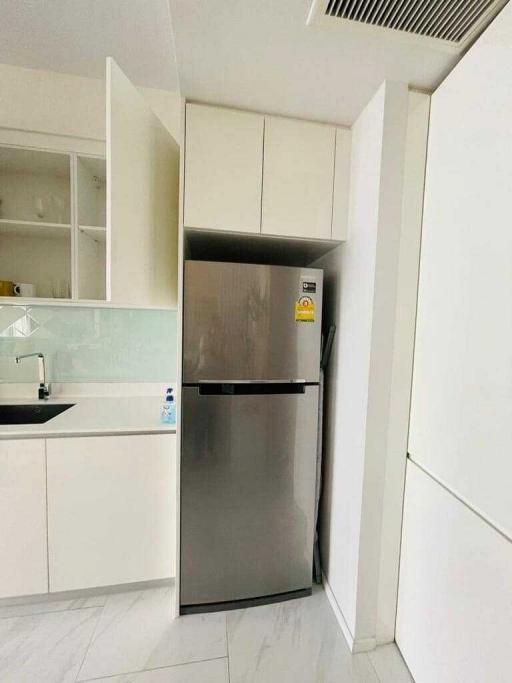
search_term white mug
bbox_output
[14,283,36,297]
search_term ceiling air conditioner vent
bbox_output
[308,0,508,49]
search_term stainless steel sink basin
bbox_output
[0,403,75,425]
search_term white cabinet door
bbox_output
[262,116,336,240]
[184,104,264,233]
[47,434,176,592]
[107,58,180,308]
[331,128,351,241]
[397,462,512,682]
[0,439,47,598]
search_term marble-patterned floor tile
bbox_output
[227,587,378,683]
[368,643,414,682]
[0,606,102,683]
[80,657,229,682]
[0,593,106,619]
[77,586,226,681]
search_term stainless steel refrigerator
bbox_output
[180,260,323,614]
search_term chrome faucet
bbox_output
[15,352,50,400]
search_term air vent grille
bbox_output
[324,0,501,44]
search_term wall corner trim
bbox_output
[322,574,377,653]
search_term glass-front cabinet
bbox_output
[0,146,106,301]
[76,155,107,300]
[0,58,179,308]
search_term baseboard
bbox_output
[322,573,377,654]
[352,636,378,653]
[0,577,174,607]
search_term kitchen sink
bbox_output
[0,403,75,425]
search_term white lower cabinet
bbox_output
[47,433,175,592]
[0,439,48,598]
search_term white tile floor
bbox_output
[0,584,413,682]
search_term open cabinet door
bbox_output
[107,57,179,307]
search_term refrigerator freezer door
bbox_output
[183,261,323,383]
[180,384,319,609]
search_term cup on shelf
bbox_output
[13,283,36,297]
[0,280,15,296]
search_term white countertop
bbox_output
[0,395,177,439]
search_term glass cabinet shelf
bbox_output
[0,145,106,302]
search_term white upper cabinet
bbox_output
[183,103,350,242]
[261,116,336,240]
[0,59,179,307]
[184,104,264,233]
[107,58,180,308]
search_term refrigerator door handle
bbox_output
[197,382,309,396]
[197,379,307,384]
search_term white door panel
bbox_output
[262,116,335,240]
[184,103,263,233]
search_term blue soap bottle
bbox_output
[161,387,176,424]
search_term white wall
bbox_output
[315,83,429,651]
[375,91,430,642]
[0,63,181,143]
[408,8,512,538]
[397,4,512,680]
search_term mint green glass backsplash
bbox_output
[0,305,176,382]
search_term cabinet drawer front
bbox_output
[184,104,264,233]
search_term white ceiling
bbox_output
[168,0,464,125]
[0,0,179,91]
[0,0,481,125]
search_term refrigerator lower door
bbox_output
[180,384,319,612]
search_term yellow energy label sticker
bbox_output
[295,296,316,323]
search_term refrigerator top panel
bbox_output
[183,260,323,383]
